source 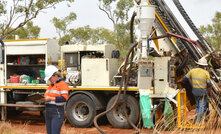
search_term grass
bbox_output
[1,103,221,134]
[153,104,221,134]
[0,122,30,134]
[0,121,79,134]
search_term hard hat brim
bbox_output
[44,76,51,82]
[196,61,208,66]
[44,65,58,82]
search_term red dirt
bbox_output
[2,111,153,134]
[2,104,221,134]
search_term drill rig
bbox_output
[133,0,221,127]
[0,0,220,131]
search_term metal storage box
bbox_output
[81,58,118,87]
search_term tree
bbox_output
[51,12,116,46]
[70,25,116,45]
[5,21,40,39]
[0,0,74,39]
[199,11,221,50]
[52,12,77,38]
[98,0,135,55]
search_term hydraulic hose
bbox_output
[93,43,138,134]
[122,11,140,133]
[0,39,4,64]
[130,12,136,44]
[151,0,200,61]
[93,11,138,134]
[151,101,163,125]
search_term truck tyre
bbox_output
[67,94,96,128]
[106,94,140,129]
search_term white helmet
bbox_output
[196,57,208,66]
[44,65,58,81]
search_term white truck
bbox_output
[0,0,220,130]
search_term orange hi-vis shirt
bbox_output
[45,80,69,106]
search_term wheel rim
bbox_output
[113,103,131,122]
[72,102,90,121]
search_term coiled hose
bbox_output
[93,10,139,134]
[122,11,140,133]
[93,43,138,134]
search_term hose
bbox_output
[151,101,163,126]
[93,43,138,134]
[122,11,140,133]
[151,0,200,61]
[93,11,138,134]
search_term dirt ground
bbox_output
[2,106,221,134]
[1,111,153,134]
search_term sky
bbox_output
[34,0,221,40]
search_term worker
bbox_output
[178,57,212,123]
[44,65,69,134]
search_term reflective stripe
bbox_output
[193,88,207,90]
[192,84,207,89]
[45,101,66,106]
[46,90,61,94]
[60,91,68,94]
[192,78,207,82]
[46,90,68,95]
[192,83,207,86]
[45,81,69,102]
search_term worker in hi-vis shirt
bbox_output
[44,65,69,134]
[178,57,212,123]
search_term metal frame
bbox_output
[177,90,205,128]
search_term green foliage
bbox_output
[52,12,77,42]
[55,24,116,45]
[0,1,6,14]
[59,34,72,45]
[98,0,135,60]
[0,0,74,39]
[70,26,116,45]
[5,21,40,40]
[69,26,92,44]
[199,11,221,50]
[51,11,117,46]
